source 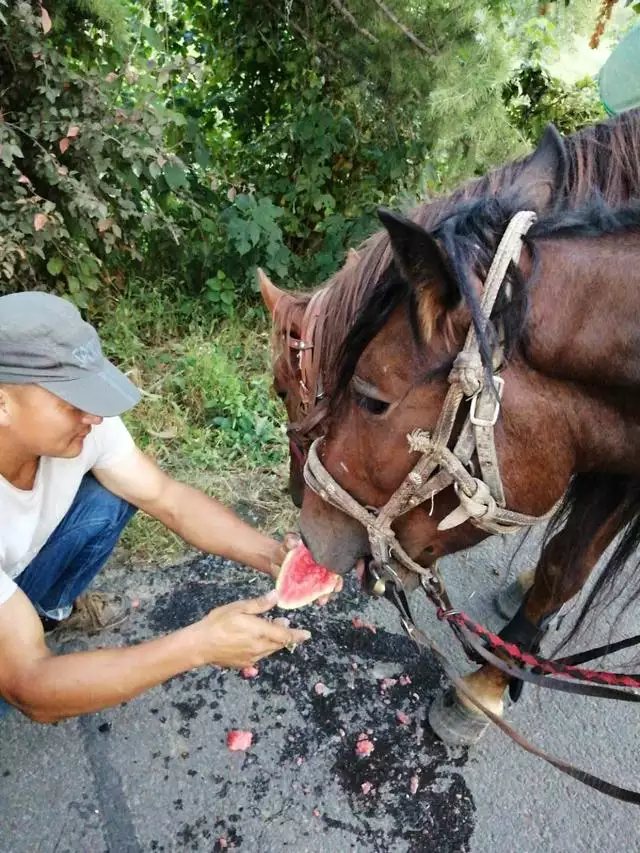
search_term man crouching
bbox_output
[0,292,315,724]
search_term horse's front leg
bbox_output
[429,513,620,746]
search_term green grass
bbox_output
[96,281,298,565]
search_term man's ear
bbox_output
[0,386,13,426]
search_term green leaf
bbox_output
[247,221,261,246]
[141,25,164,51]
[233,194,254,212]
[163,163,188,190]
[66,275,80,294]
[46,256,64,276]
[194,145,210,169]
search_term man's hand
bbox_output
[193,590,311,668]
[269,533,344,607]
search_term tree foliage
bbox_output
[0,0,616,313]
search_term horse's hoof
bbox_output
[428,688,491,746]
[495,570,534,621]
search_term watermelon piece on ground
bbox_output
[275,543,339,610]
[226,730,253,751]
[355,737,375,757]
[240,665,259,679]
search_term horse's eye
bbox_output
[353,391,389,416]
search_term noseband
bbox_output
[303,210,559,588]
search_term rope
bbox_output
[444,610,640,689]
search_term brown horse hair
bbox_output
[543,473,640,651]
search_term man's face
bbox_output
[0,385,102,458]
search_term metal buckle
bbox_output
[288,338,313,352]
[469,376,504,427]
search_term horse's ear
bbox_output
[257,268,296,318]
[510,123,569,211]
[377,208,459,308]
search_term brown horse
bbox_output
[262,109,640,746]
[299,162,640,742]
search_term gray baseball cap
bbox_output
[0,291,140,416]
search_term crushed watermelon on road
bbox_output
[355,736,375,757]
[240,666,259,679]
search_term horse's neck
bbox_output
[523,232,640,475]
[525,233,640,389]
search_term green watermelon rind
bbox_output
[275,544,338,610]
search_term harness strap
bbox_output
[555,632,640,668]
[452,622,640,702]
[471,375,506,506]
[385,586,640,804]
[430,641,640,804]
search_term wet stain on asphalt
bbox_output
[142,555,476,852]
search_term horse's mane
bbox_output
[274,108,640,407]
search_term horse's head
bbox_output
[260,251,365,508]
[299,198,573,576]
[262,123,569,540]
[259,269,310,507]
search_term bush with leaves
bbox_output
[504,62,606,144]
[147,0,605,289]
[0,0,198,307]
[0,0,610,312]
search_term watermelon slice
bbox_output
[275,543,339,610]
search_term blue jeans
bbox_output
[0,474,136,719]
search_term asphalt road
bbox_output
[1,529,639,853]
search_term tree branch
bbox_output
[371,0,432,56]
[329,0,378,43]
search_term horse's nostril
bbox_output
[424,545,435,554]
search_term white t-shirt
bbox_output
[0,417,136,606]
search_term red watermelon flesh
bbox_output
[275,543,339,610]
[226,730,253,751]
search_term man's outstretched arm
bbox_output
[0,586,309,723]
